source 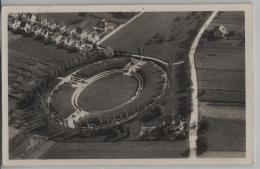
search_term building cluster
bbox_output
[137,115,188,141]
[208,24,245,41]
[8,13,111,55]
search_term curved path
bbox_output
[131,54,168,66]
[188,11,218,158]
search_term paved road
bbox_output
[188,11,218,158]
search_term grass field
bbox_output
[8,49,53,99]
[52,85,76,119]
[38,13,84,26]
[89,12,138,24]
[9,36,82,67]
[78,72,138,111]
[40,140,188,159]
[101,12,211,63]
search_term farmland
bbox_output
[195,11,245,103]
[195,11,245,157]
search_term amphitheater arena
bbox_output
[48,57,168,130]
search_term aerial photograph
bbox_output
[7,10,246,160]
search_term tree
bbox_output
[137,47,141,55]
[198,116,209,134]
[174,16,181,22]
[76,26,83,34]
[78,12,86,17]
[196,136,209,156]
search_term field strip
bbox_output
[188,11,218,159]
[199,101,245,120]
[97,12,144,45]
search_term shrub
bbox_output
[196,136,209,156]
[185,15,191,21]
[144,39,152,45]
[155,37,164,44]
[198,117,210,134]
[153,33,160,39]
[78,12,86,17]
[111,12,136,19]
[174,16,181,22]
[191,11,197,16]
[167,36,176,42]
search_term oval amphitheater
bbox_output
[48,57,168,130]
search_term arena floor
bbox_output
[78,72,138,112]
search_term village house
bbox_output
[213,24,229,38]
[49,23,57,31]
[30,14,37,24]
[80,30,89,40]
[11,20,21,31]
[95,19,108,33]
[87,31,100,43]
[59,25,67,35]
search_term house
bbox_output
[70,28,81,40]
[96,19,107,28]
[49,23,57,31]
[67,39,76,50]
[24,23,32,33]
[213,24,228,38]
[59,25,67,35]
[80,30,90,41]
[9,13,20,20]
[40,19,49,28]
[69,29,76,36]
[95,19,108,33]
[11,20,21,31]
[87,31,100,43]
[55,35,64,46]
[91,33,100,43]
[30,14,37,24]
